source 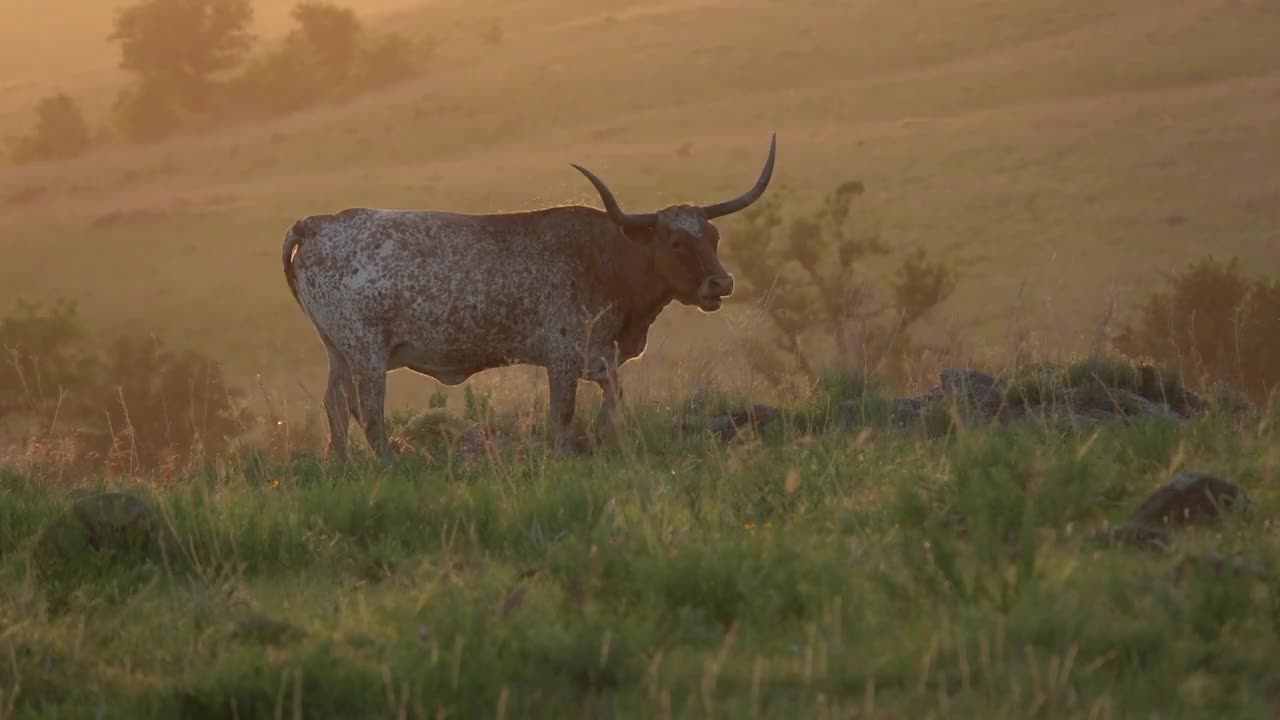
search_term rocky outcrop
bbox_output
[887,365,1224,431]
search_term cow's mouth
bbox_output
[696,295,724,311]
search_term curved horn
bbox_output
[571,163,658,228]
[700,133,776,219]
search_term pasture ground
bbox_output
[2,382,1278,718]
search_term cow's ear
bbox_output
[622,226,655,245]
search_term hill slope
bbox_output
[1,0,1278,410]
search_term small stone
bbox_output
[939,368,1003,413]
[32,490,180,586]
[704,404,780,442]
[1128,470,1250,528]
[1098,524,1171,552]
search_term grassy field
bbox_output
[2,0,1279,414]
[2,379,1278,718]
[2,1,1280,716]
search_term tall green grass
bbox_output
[1,385,1277,718]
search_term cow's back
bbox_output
[289,206,616,376]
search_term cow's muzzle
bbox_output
[697,274,735,311]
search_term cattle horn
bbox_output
[700,133,776,219]
[571,163,658,228]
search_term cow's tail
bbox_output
[282,217,315,309]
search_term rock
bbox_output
[1136,364,1205,417]
[1124,392,1182,421]
[940,368,999,394]
[939,368,1003,414]
[885,386,945,427]
[890,395,926,424]
[1065,386,1180,423]
[704,404,780,442]
[1095,524,1172,552]
[32,490,180,586]
[1128,470,1250,528]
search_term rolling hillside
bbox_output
[2,0,1278,412]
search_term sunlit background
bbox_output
[3,0,1278,439]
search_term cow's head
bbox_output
[573,134,776,312]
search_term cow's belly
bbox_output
[388,342,523,385]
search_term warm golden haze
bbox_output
[2,3,1280,716]
[2,0,1278,410]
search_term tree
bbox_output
[6,94,93,163]
[290,1,362,81]
[109,0,255,113]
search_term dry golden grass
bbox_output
[1,0,1278,412]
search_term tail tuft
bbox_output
[282,218,315,307]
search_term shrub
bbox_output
[80,336,251,474]
[723,179,957,392]
[1114,255,1280,405]
[6,94,94,163]
[227,42,331,119]
[0,300,251,474]
[0,299,95,423]
[112,80,185,143]
[352,32,417,90]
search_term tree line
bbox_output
[6,0,428,163]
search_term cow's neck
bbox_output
[611,226,673,359]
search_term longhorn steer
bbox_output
[283,134,776,460]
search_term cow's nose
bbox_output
[705,274,735,297]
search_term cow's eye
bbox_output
[670,238,681,250]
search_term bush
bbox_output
[81,336,251,474]
[112,80,185,143]
[0,300,250,474]
[352,32,417,90]
[723,179,957,392]
[0,299,94,423]
[1114,255,1280,405]
[6,94,94,163]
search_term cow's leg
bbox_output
[546,361,579,457]
[322,350,355,462]
[350,363,394,461]
[595,375,621,430]
[593,356,622,433]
